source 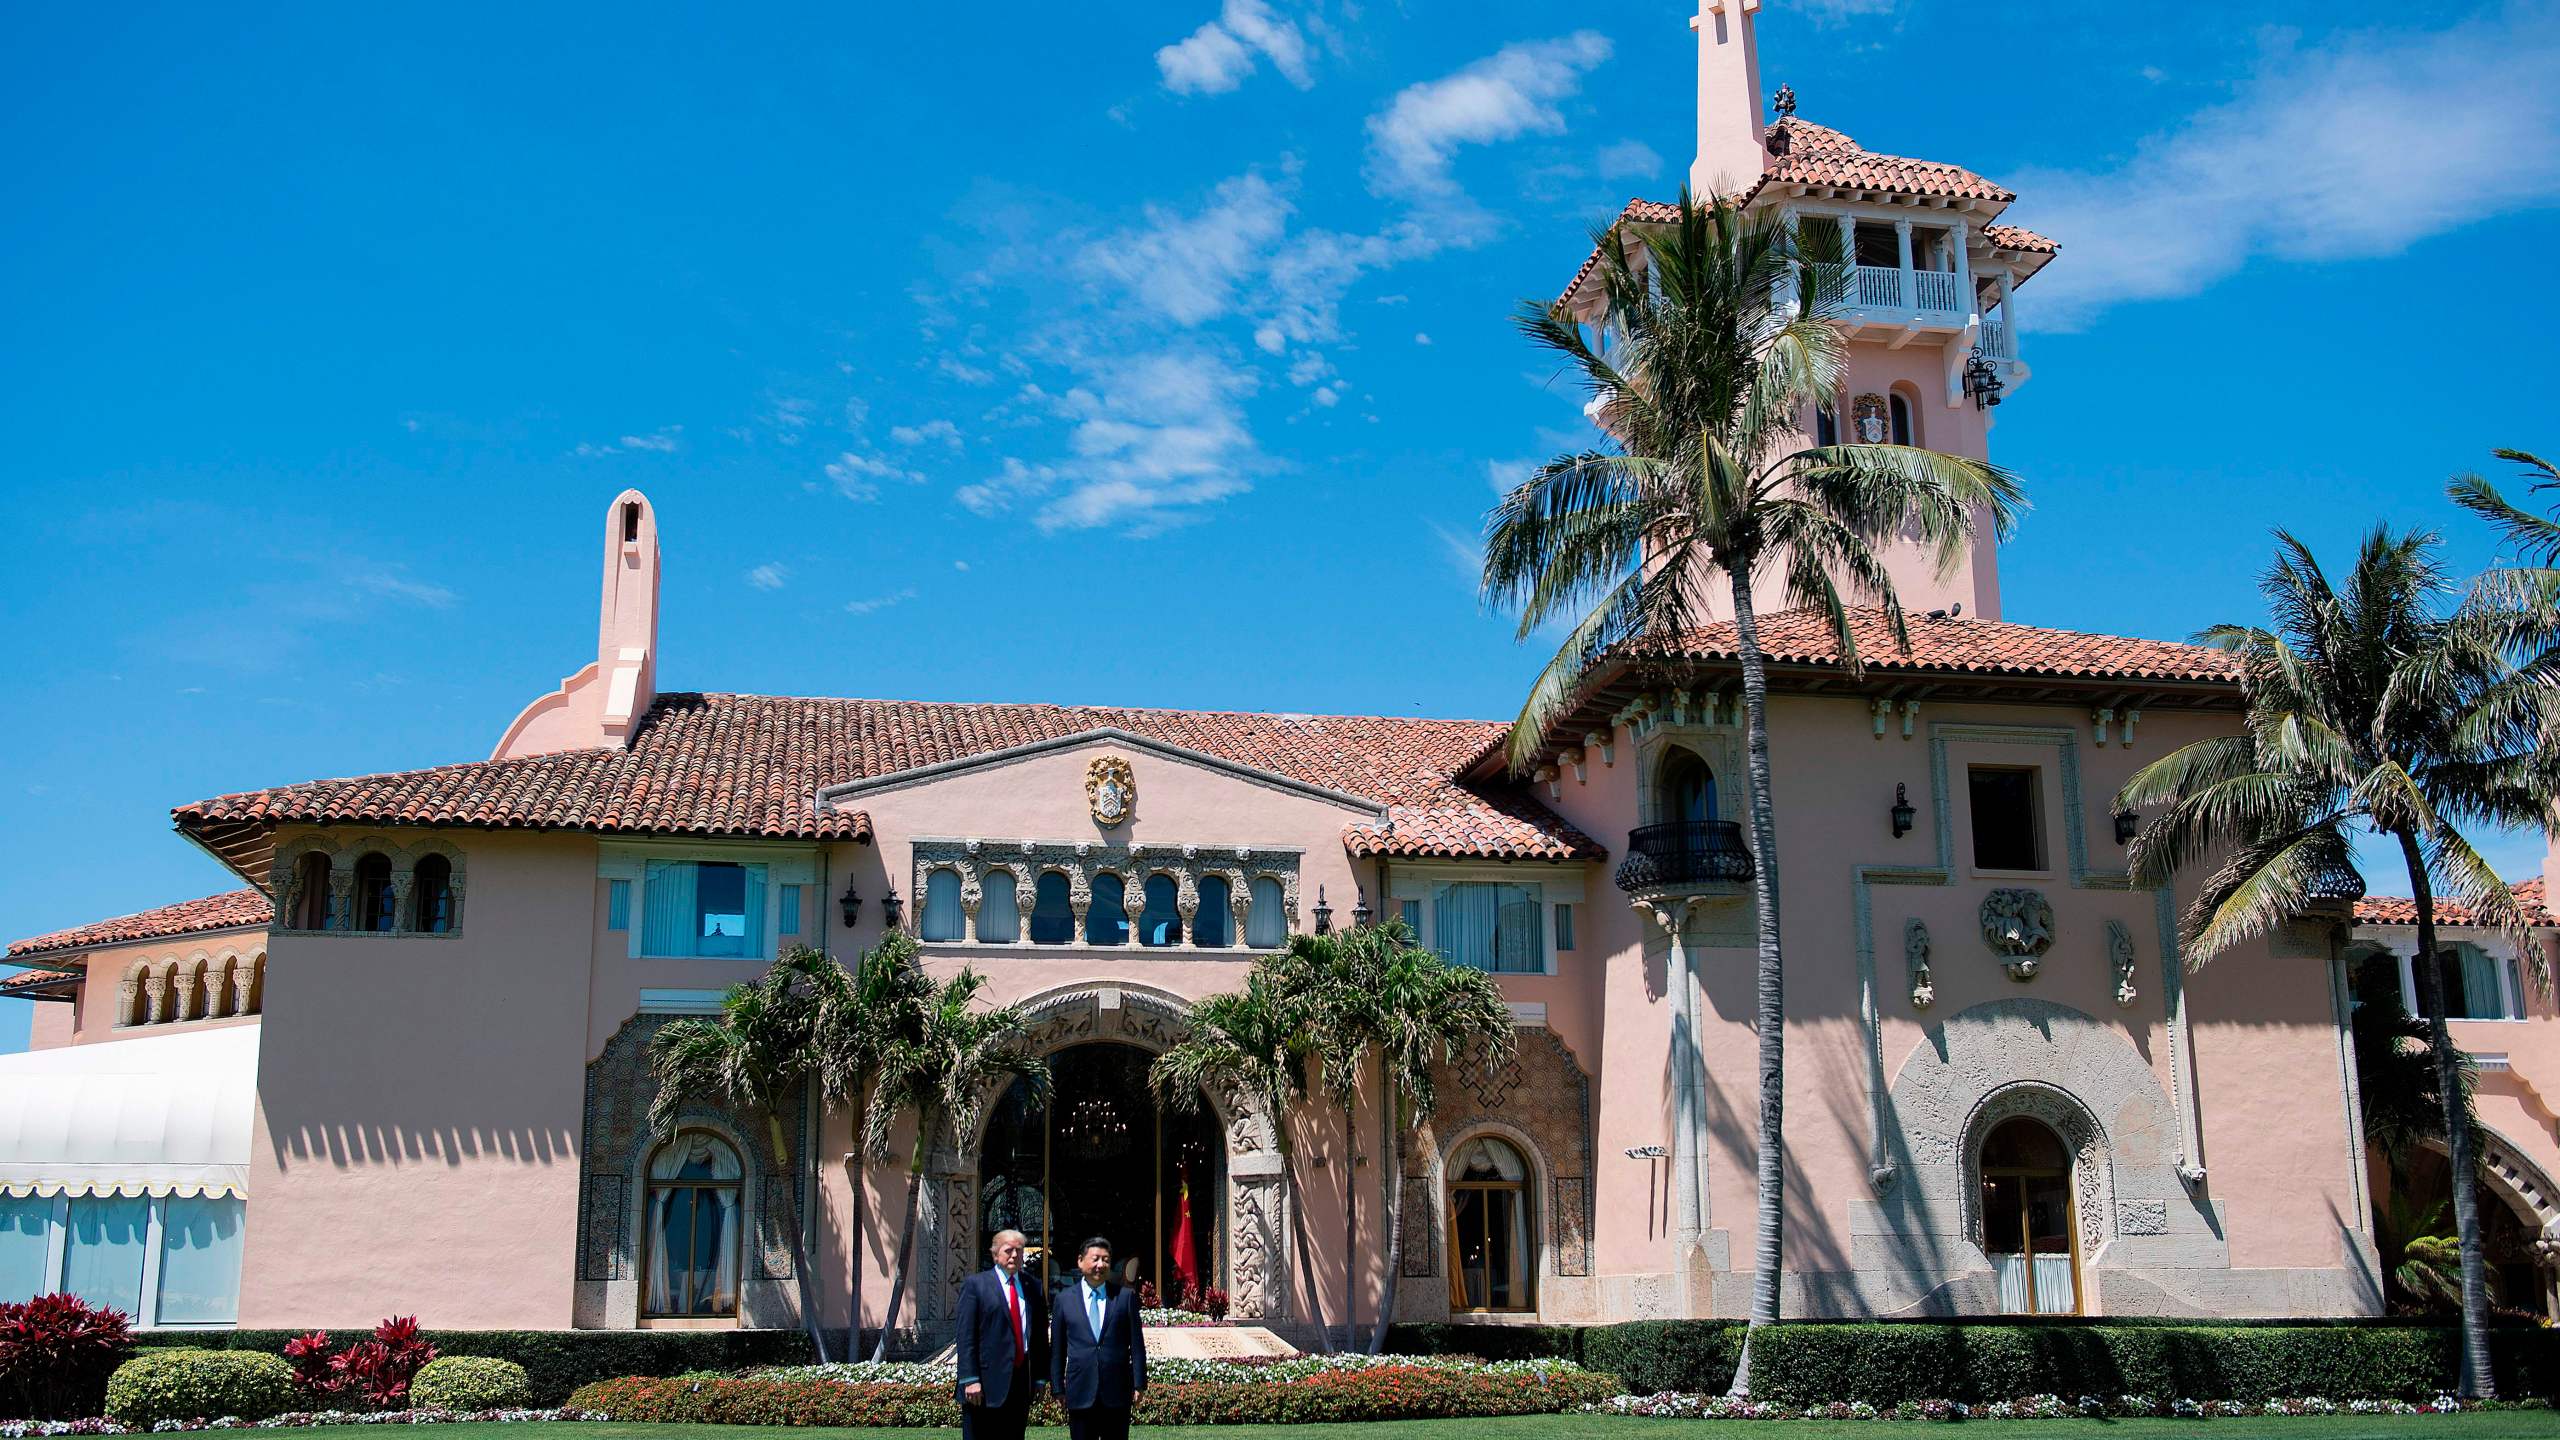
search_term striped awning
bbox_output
[0,1025,257,1198]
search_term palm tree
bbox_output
[2118,528,2557,1398]
[2375,1196,2465,1314]
[1483,190,2023,1393]
[2347,950,2475,1176]
[1149,961,1320,1345]
[862,951,1051,1361]
[1292,930,1376,1355]
[1355,919,1515,1353]
[2449,449,2560,562]
[646,945,844,1362]
[814,935,935,1361]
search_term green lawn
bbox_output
[408,1413,2560,1440]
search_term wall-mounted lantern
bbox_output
[1312,885,1334,936]
[1962,347,2005,410]
[1891,782,1916,839]
[838,879,863,930]
[2114,808,2141,845]
[880,884,904,933]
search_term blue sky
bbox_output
[5,0,2559,1050]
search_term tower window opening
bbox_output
[622,502,641,543]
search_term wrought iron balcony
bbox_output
[1614,820,1756,896]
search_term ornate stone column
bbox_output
[1228,875,1251,949]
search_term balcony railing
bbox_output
[1980,315,2014,359]
[1854,265,1903,308]
[1815,265,1967,318]
[1614,820,1756,894]
[1913,269,1963,314]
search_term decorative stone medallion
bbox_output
[1852,393,1890,444]
[1086,755,1135,827]
[1979,888,2055,982]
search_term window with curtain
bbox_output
[1089,874,1129,946]
[607,879,631,931]
[979,871,1020,944]
[646,1133,743,1318]
[1981,1118,2078,1315]
[641,861,769,959]
[1399,899,1422,937]
[156,1196,245,1324]
[1246,877,1286,948]
[1030,873,1074,945]
[2428,946,2521,1019]
[921,869,965,942]
[291,852,333,930]
[779,884,801,936]
[0,1196,48,1303]
[411,855,454,934]
[62,1195,149,1318]
[353,854,396,932]
[1193,876,1231,947]
[1139,875,1182,947]
[1432,882,1546,973]
[1445,1137,1534,1312]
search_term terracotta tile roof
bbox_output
[1639,609,2243,685]
[2356,878,2553,928]
[1984,223,2056,254]
[1,967,79,994]
[7,888,271,960]
[176,694,1595,866]
[1753,119,2013,205]
[1344,787,1604,863]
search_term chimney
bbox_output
[490,490,663,759]
[1690,0,1768,198]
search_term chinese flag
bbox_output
[1171,1172,1201,1298]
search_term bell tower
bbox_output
[1690,0,1767,196]
[490,490,663,759]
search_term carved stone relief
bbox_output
[1407,1030,1596,1289]
[2107,919,2138,1007]
[911,840,1302,951]
[1980,888,2055,981]
[1905,918,1935,1009]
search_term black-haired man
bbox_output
[1050,1235,1146,1440]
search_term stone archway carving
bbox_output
[924,983,1292,1331]
[1959,1081,2111,1256]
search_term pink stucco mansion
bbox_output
[7,0,2555,1344]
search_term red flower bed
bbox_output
[567,1365,1619,1428]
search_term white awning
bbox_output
[0,1026,257,1198]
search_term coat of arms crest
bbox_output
[1086,755,1135,827]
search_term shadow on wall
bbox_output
[269,1122,578,1172]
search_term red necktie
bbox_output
[1005,1275,1025,1361]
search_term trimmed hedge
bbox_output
[104,1349,296,1427]
[409,1356,532,1411]
[1387,1320,2560,1402]
[130,1328,811,1406]
[568,1366,1621,1427]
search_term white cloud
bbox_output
[1286,352,1331,386]
[891,419,964,447]
[1795,0,1896,18]
[939,357,995,385]
[1157,0,1314,95]
[1413,332,1433,346]
[1312,384,1340,407]
[1426,520,1482,588]
[1082,172,1294,326]
[953,560,971,571]
[745,563,790,591]
[844,588,917,616]
[958,347,1260,533]
[619,426,683,453]
[348,568,457,608]
[1365,33,1613,198]
[2009,6,2560,331]
[825,450,924,502]
[1595,139,1662,181]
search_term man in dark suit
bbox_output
[1050,1235,1146,1440]
[954,1228,1047,1440]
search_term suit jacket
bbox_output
[954,1266,1049,1408]
[1049,1279,1147,1411]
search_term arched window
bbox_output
[206,957,237,1019]
[979,870,1020,945]
[645,1132,743,1318]
[921,868,965,942]
[1980,1117,2078,1315]
[1245,877,1286,948]
[1088,874,1129,946]
[1814,402,1838,447]
[1030,873,1075,946]
[291,853,333,931]
[1888,391,1915,447]
[1194,876,1233,948]
[412,855,454,934]
[1657,748,1715,824]
[1140,875,1182,948]
[1446,1136,1535,1312]
[353,854,396,933]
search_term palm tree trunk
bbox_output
[2397,828,2494,1399]
[1370,1078,1403,1354]
[1340,1097,1359,1355]
[872,1118,932,1362]
[1725,571,1787,1400]
[846,1147,867,1362]
[767,1115,834,1365]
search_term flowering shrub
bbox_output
[1583,1390,2544,1422]
[275,1324,435,1413]
[0,1406,594,1435]
[571,1362,1618,1426]
[0,1296,133,1422]
[1137,1310,1213,1328]
[766,1354,1599,1389]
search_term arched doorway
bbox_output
[978,1042,1226,1301]
[1980,1116,2080,1314]
[1657,748,1715,824]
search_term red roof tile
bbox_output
[1984,223,2056,255]
[176,694,1596,865]
[1754,119,2013,205]
[1,967,79,993]
[2356,878,2553,928]
[8,888,271,960]
[1639,609,2242,685]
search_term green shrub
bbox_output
[409,1355,532,1411]
[1581,1320,1741,1395]
[569,1366,1621,1427]
[1380,1324,1580,1363]
[129,1326,811,1406]
[104,1348,296,1426]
